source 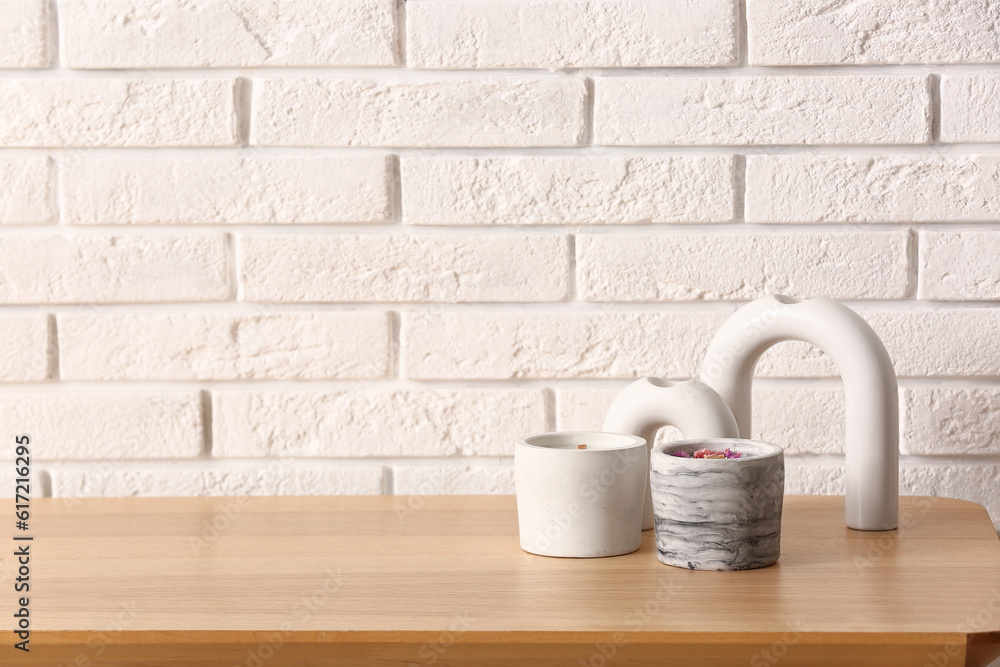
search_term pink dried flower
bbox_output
[671,448,743,459]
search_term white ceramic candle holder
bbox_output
[515,431,647,558]
[650,438,784,571]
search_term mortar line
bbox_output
[226,233,239,301]
[390,154,403,225]
[929,73,942,142]
[583,77,596,146]
[47,0,59,68]
[10,144,1000,158]
[737,0,748,67]
[200,389,213,458]
[733,154,747,224]
[7,64,1000,78]
[395,0,407,67]
[907,229,920,299]
[565,234,578,303]
[46,313,59,380]
[235,77,252,145]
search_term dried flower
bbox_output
[671,448,742,459]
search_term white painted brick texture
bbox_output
[0,79,237,147]
[918,231,1000,300]
[0,392,203,459]
[0,156,53,224]
[0,0,995,529]
[576,232,910,301]
[401,156,736,225]
[60,156,392,225]
[402,311,730,379]
[251,78,587,147]
[747,0,1000,65]
[59,0,397,68]
[239,234,570,302]
[941,75,1000,142]
[746,155,1000,222]
[58,312,391,380]
[0,0,49,68]
[0,315,51,381]
[406,0,737,68]
[213,389,547,457]
[0,234,229,303]
[594,76,930,145]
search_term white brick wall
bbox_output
[0,79,237,146]
[576,232,910,301]
[238,234,571,302]
[747,0,1000,65]
[401,156,736,224]
[406,0,737,68]
[0,234,229,302]
[61,156,393,225]
[0,156,53,224]
[0,0,49,68]
[1,0,999,534]
[251,77,587,147]
[594,76,930,145]
[59,0,398,68]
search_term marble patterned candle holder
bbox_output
[515,431,647,558]
[650,438,784,571]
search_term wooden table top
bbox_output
[1,495,999,667]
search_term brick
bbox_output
[401,156,735,225]
[406,0,736,68]
[755,342,837,378]
[393,462,514,495]
[941,75,1000,142]
[0,234,229,303]
[0,0,48,68]
[753,386,844,455]
[902,387,1000,455]
[747,0,1000,65]
[577,232,909,301]
[213,389,546,458]
[784,462,845,495]
[58,312,390,380]
[746,155,1000,222]
[0,315,50,381]
[0,392,201,459]
[251,77,586,147]
[556,384,844,455]
[0,155,53,224]
[402,311,729,379]
[239,234,570,303]
[59,0,396,68]
[0,79,236,147]
[919,231,1000,300]
[594,76,929,145]
[49,463,385,497]
[753,309,1000,378]
[900,464,1000,531]
[555,387,621,432]
[61,156,391,225]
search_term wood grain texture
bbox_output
[0,495,998,666]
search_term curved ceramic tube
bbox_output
[602,377,740,530]
[700,295,899,531]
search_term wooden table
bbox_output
[1,495,999,666]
